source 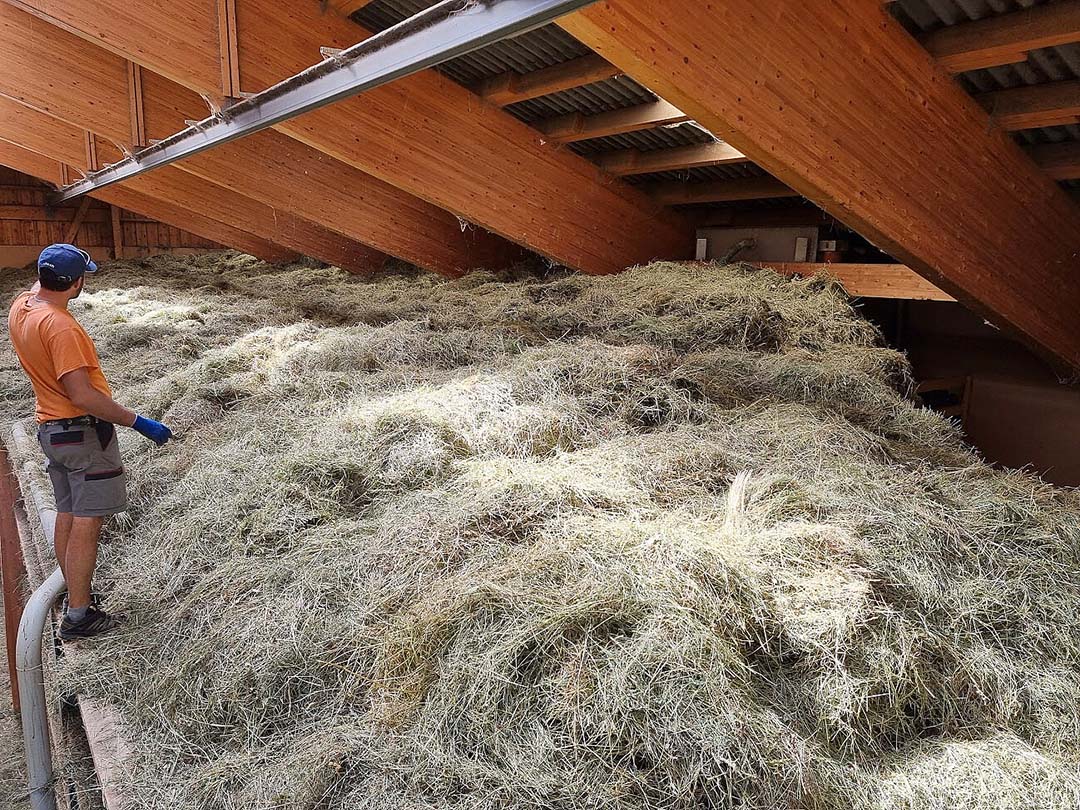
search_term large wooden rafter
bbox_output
[0,3,519,276]
[0,0,692,274]
[560,0,1080,372]
[0,138,295,262]
[0,97,383,272]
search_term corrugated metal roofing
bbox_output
[506,77,656,123]
[568,123,716,156]
[354,0,1073,205]
[891,0,1048,31]
[622,163,770,186]
[891,0,1080,151]
[355,0,592,84]
[353,0,731,176]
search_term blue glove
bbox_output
[131,415,173,446]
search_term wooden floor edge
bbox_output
[758,262,955,302]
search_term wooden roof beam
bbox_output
[0,4,520,276]
[559,0,1080,372]
[539,99,690,143]
[645,176,798,205]
[1029,140,1080,180]
[597,141,749,176]
[0,138,295,262]
[326,0,374,16]
[1,0,692,274]
[102,139,388,275]
[978,80,1080,131]
[0,102,383,273]
[477,53,621,106]
[919,0,1080,73]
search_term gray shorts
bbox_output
[37,419,128,517]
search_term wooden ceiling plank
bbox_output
[62,195,93,242]
[597,141,749,176]
[762,263,954,302]
[921,0,1080,73]
[539,99,690,143]
[2,0,692,274]
[978,80,1080,131]
[477,54,621,106]
[645,176,798,205]
[329,0,373,16]
[1029,140,1080,180]
[559,0,1080,371]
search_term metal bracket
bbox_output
[51,0,600,203]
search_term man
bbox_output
[8,244,173,640]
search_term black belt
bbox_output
[41,415,99,428]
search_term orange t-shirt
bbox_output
[7,291,112,422]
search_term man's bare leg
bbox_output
[65,515,103,610]
[53,511,73,581]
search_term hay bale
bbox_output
[1,253,1078,809]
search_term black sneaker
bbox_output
[60,591,103,614]
[58,605,124,641]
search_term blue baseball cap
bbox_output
[38,244,98,285]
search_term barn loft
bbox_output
[0,1,1078,809]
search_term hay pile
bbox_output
[1,253,1079,810]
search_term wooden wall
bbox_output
[0,167,221,267]
[864,297,1080,488]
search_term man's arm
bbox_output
[60,368,136,426]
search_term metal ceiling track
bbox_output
[51,0,597,203]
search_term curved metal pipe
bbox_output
[11,422,63,810]
[16,567,64,810]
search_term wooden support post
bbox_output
[110,204,124,259]
[216,0,241,98]
[84,129,99,171]
[58,162,72,187]
[63,196,93,243]
[127,62,147,147]
[0,446,27,713]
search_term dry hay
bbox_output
[0,252,1078,810]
